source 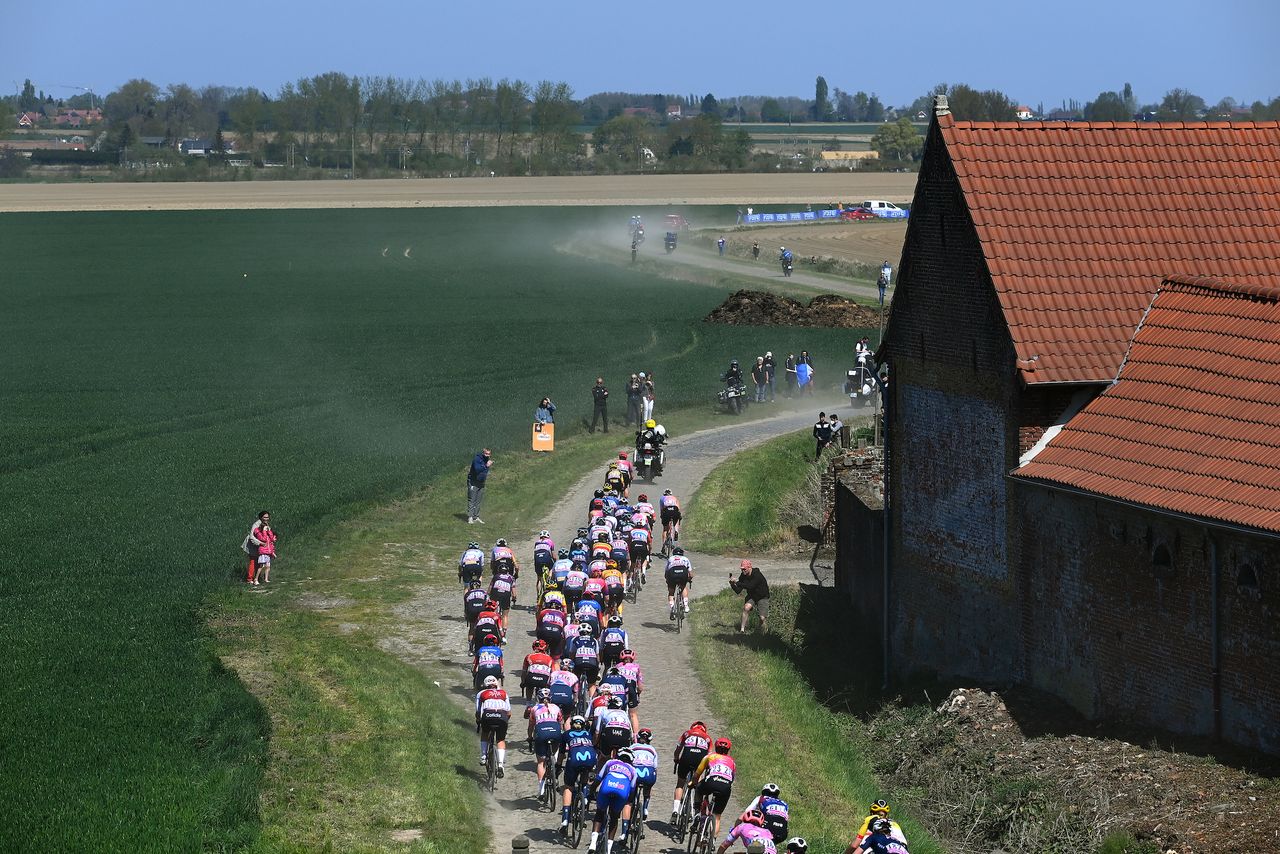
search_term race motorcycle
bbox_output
[635,440,664,481]
[717,380,750,415]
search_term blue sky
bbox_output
[4,0,1276,109]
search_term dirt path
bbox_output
[637,244,887,302]
[393,398,842,853]
[0,173,916,213]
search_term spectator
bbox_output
[241,510,271,585]
[784,353,798,397]
[752,241,761,261]
[829,412,845,448]
[763,352,776,402]
[855,337,872,366]
[878,260,893,305]
[751,357,767,403]
[642,373,656,423]
[717,237,726,256]
[813,412,833,460]
[797,351,815,396]
[626,374,644,426]
[729,560,770,633]
[535,397,556,424]
[467,448,492,525]
[591,377,609,434]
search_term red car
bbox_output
[839,208,878,221]
[663,213,691,231]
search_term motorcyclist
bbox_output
[635,419,667,472]
[724,359,744,387]
[778,246,794,277]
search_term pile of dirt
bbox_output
[705,289,880,328]
[870,687,1279,853]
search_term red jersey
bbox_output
[675,727,712,761]
[523,652,554,681]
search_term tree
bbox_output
[592,115,652,166]
[760,97,785,123]
[870,118,922,161]
[945,84,1017,121]
[1084,91,1131,121]
[230,88,268,155]
[1159,88,1205,120]
[813,76,830,121]
[865,93,885,123]
[700,93,719,117]
[19,79,37,112]
[1122,82,1136,115]
[104,79,162,134]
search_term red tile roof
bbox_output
[939,116,1280,384]
[1014,275,1280,534]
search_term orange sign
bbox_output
[532,422,555,452]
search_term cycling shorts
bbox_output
[610,548,630,565]
[629,543,649,561]
[534,734,562,760]
[676,752,706,782]
[598,727,632,754]
[460,565,483,584]
[661,507,682,525]
[474,667,503,689]
[765,819,788,843]
[696,778,732,815]
[521,670,550,690]
[549,687,576,712]
[490,589,512,610]
[575,661,599,684]
[479,718,509,742]
[563,757,596,787]
[595,786,631,816]
[635,766,657,789]
[606,585,624,606]
[534,553,553,571]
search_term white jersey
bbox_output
[628,742,658,769]
[595,708,631,735]
[665,554,692,572]
[461,548,485,567]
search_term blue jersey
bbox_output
[600,627,627,651]
[572,637,599,665]
[552,559,573,584]
[597,758,637,797]
[561,728,597,767]
[598,672,630,700]
[475,645,503,672]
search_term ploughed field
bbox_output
[0,205,858,849]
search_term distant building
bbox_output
[52,108,103,127]
[1015,105,1034,120]
[622,107,655,118]
[817,150,880,168]
[17,112,41,128]
[666,104,683,119]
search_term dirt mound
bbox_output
[873,687,1279,853]
[705,289,879,328]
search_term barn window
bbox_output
[1152,543,1174,579]
[1237,563,1258,590]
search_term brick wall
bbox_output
[1015,483,1280,754]
[835,477,884,632]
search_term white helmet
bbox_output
[482,675,499,688]
[655,425,666,438]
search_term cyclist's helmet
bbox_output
[762,783,781,798]
[690,720,708,733]
[482,633,499,646]
[714,738,732,753]
[578,526,589,537]
[544,579,560,591]
[539,530,550,538]
[482,675,499,688]
[606,559,619,570]
[616,747,634,763]
[468,541,480,549]
[496,538,507,547]
[485,599,498,610]
[608,665,621,675]
[870,800,890,816]
[578,622,594,637]
[537,687,552,701]
[595,532,609,542]
[607,695,624,710]
[785,839,809,854]
[620,648,636,662]
[619,452,628,460]
[637,728,653,744]
[594,489,604,498]
[589,566,603,579]
[741,809,765,827]
[672,547,685,556]
[467,579,481,589]
[558,548,569,558]
[638,493,648,501]
[663,489,672,496]
[532,639,548,652]
[570,714,587,730]
[607,615,622,628]
[869,818,892,835]
[560,657,575,670]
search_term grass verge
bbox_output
[211,401,795,852]
[690,586,943,854]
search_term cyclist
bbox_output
[475,674,511,777]
[459,541,486,586]
[600,615,628,669]
[854,817,910,854]
[629,728,659,821]
[489,565,516,632]
[665,547,693,620]
[563,561,588,609]
[693,737,736,837]
[847,801,908,850]
[591,533,612,562]
[616,649,644,731]
[462,579,488,636]
[560,714,598,835]
[785,839,809,854]
[552,549,575,586]
[575,590,604,638]
[634,493,656,527]
[549,657,580,717]
[659,489,682,552]
[491,537,517,577]
[473,633,504,689]
[571,622,601,695]
[604,464,627,500]
[602,561,626,614]
[534,530,556,593]
[569,536,591,566]
[525,687,565,799]
[522,639,555,699]
[594,694,633,760]
[628,523,651,581]
[745,783,790,843]
[588,747,638,854]
[471,599,502,652]
[615,452,634,489]
[671,720,712,822]
[537,599,568,657]
[609,533,631,574]
[716,809,777,854]
[540,578,568,614]
[597,664,630,702]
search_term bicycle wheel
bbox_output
[685,814,700,854]
[674,787,691,842]
[486,739,498,793]
[696,810,714,854]
[570,785,586,848]
[675,603,684,634]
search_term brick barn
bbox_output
[871,99,1280,753]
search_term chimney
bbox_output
[934,95,950,117]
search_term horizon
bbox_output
[3,0,1277,112]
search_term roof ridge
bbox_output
[1160,275,1280,303]
[947,119,1280,131]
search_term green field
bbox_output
[0,205,860,849]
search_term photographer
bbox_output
[535,397,556,424]
[729,560,769,634]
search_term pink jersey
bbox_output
[549,669,579,691]
[527,702,563,727]
[616,661,643,691]
[584,577,607,597]
[635,502,655,521]
[723,823,776,854]
[492,545,515,564]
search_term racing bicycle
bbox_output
[686,792,716,854]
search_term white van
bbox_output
[860,200,909,218]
